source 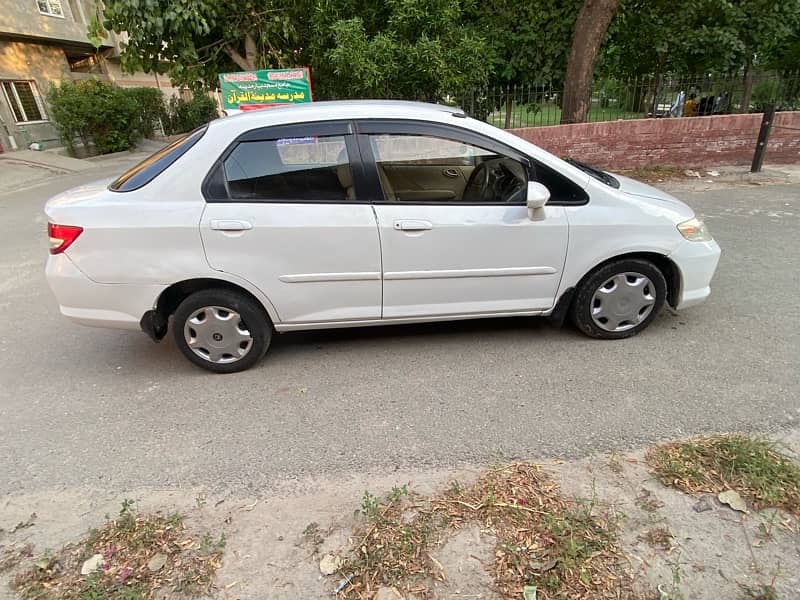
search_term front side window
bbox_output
[223,135,352,202]
[37,0,63,16]
[369,134,526,204]
[1,81,47,123]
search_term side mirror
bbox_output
[526,181,550,214]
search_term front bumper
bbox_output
[668,238,721,309]
[46,254,165,330]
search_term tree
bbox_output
[470,0,582,88]
[560,0,621,124]
[729,0,800,112]
[602,0,800,112]
[101,0,304,89]
[309,0,489,101]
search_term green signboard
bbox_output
[219,68,313,111]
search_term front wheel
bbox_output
[172,289,271,373]
[570,259,667,339]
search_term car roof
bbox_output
[210,100,467,131]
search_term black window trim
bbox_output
[202,119,371,204]
[110,125,208,193]
[354,118,589,207]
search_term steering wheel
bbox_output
[463,161,494,203]
[463,159,523,203]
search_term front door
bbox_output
[200,121,382,324]
[358,122,569,319]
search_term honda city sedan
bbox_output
[45,100,721,372]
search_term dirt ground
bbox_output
[2,428,799,599]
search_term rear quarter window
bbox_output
[109,126,208,192]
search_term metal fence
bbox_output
[449,73,800,129]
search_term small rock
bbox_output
[706,170,720,177]
[692,496,714,513]
[319,553,341,576]
[81,554,104,575]
[375,587,404,600]
[718,490,748,513]
[147,552,168,572]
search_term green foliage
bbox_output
[469,0,582,87]
[102,0,303,90]
[162,94,218,135]
[309,0,489,100]
[602,0,800,77]
[47,81,158,155]
[124,87,164,138]
[359,490,380,518]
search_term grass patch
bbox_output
[487,102,643,129]
[646,434,800,515]
[337,464,631,599]
[8,500,224,600]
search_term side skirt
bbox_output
[274,309,548,332]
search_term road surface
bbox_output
[0,159,797,496]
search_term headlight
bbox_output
[677,217,712,242]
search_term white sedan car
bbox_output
[45,101,720,373]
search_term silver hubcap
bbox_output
[591,272,656,332]
[183,306,253,364]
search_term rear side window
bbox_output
[221,136,352,202]
[110,126,207,192]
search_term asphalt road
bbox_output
[1,161,798,497]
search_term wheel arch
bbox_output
[142,277,279,341]
[558,251,681,320]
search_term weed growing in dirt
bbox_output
[646,435,800,515]
[621,165,696,183]
[337,464,631,599]
[635,489,664,513]
[741,583,777,600]
[640,526,673,550]
[359,491,380,518]
[9,501,224,600]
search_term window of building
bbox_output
[65,52,102,74]
[1,81,47,123]
[37,0,64,17]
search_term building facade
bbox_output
[0,0,177,152]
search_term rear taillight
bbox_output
[48,223,83,254]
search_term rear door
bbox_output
[200,120,382,324]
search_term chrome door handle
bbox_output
[394,219,433,231]
[210,219,252,231]
[442,168,460,178]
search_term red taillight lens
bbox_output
[48,223,83,254]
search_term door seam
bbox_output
[371,204,385,318]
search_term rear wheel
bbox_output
[570,258,667,339]
[172,289,271,373]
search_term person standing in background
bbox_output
[683,93,697,117]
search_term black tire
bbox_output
[172,288,272,373]
[570,258,667,339]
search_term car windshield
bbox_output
[109,126,208,192]
[564,158,620,189]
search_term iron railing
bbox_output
[448,73,800,129]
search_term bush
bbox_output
[163,94,219,135]
[47,80,167,155]
[124,86,165,138]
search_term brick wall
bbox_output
[510,111,800,170]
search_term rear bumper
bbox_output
[46,254,165,330]
[669,239,721,309]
